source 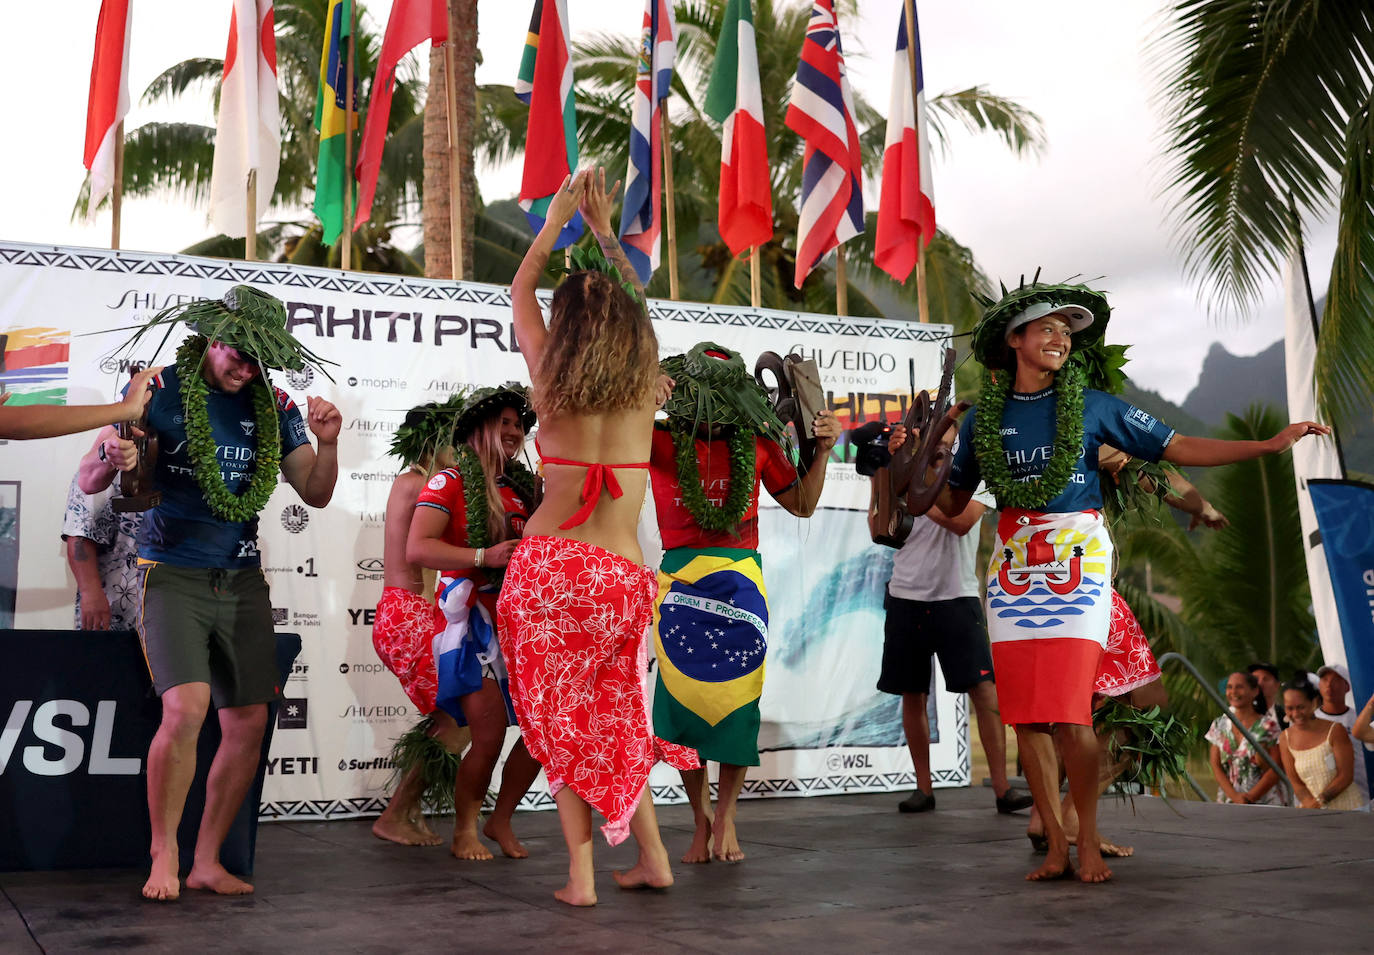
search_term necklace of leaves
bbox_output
[668,421,757,532]
[455,445,536,585]
[972,361,1086,510]
[176,335,281,523]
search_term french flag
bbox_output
[83,0,132,216]
[785,0,863,288]
[617,0,676,285]
[875,2,935,284]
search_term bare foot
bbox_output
[142,852,180,901]
[711,817,745,863]
[554,882,597,906]
[682,820,712,864]
[482,817,529,859]
[373,815,444,847]
[614,847,674,891]
[185,861,254,895]
[450,828,494,861]
[1076,846,1114,884]
[1026,844,1074,882]
[1097,838,1134,858]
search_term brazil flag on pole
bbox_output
[314,0,357,244]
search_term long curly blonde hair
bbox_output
[466,410,515,542]
[534,271,658,418]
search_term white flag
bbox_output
[1283,232,1346,671]
[208,0,280,238]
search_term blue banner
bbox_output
[1308,478,1374,794]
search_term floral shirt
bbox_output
[1205,710,1285,806]
[61,475,143,631]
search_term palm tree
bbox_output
[421,1,479,279]
[74,0,428,267]
[476,0,1043,323]
[1157,2,1374,427]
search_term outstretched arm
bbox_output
[1,365,162,440]
[1162,421,1330,467]
[578,167,644,302]
[511,171,588,379]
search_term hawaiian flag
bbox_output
[704,0,772,258]
[517,0,582,248]
[617,0,676,285]
[875,1,936,283]
[785,0,863,288]
[353,0,447,230]
[208,0,280,238]
[83,0,132,217]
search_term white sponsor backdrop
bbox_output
[0,241,969,819]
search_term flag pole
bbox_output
[111,121,124,251]
[835,247,848,316]
[443,6,465,281]
[903,0,930,324]
[750,247,761,307]
[661,109,680,300]
[246,169,257,261]
[342,4,356,271]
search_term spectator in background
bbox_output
[1249,662,1287,730]
[1281,673,1363,811]
[1314,663,1371,806]
[61,467,143,631]
[1205,672,1284,806]
[869,472,1032,816]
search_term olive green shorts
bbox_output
[136,561,280,707]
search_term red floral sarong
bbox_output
[1094,589,1162,697]
[497,535,698,845]
[372,586,440,715]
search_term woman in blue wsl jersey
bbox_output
[903,279,1328,886]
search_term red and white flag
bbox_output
[209,0,280,238]
[785,0,863,287]
[875,2,935,283]
[354,0,448,231]
[704,0,772,258]
[83,0,132,216]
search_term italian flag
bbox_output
[704,0,772,258]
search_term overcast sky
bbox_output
[0,0,1335,405]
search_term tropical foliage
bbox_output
[1157,2,1374,427]
[1112,405,1318,738]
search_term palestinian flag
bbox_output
[703,0,772,258]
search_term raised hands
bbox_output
[578,167,623,238]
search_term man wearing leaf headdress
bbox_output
[913,277,1329,884]
[649,343,840,864]
[78,286,341,902]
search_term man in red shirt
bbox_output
[650,343,839,864]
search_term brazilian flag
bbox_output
[652,547,769,767]
[313,0,358,244]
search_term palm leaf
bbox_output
[925,87,1047,158]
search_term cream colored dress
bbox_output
[1287,723,1364,810]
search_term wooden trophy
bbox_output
[112,374,161,513]
[753,352,826,473]
[870,348,969,547]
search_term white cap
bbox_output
[1317,662,1350,684]
[1004,301,1095,340]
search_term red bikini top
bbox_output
[536,438,649,529]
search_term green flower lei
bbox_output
[454,445,536,585]
[668,422,756,532]
[176,335,282,523]
[972,362,1086,510]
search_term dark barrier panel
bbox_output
[0,630,300,873]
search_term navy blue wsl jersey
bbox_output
[128,366,310,568]
[949,387,1175,512]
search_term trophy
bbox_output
[753,352,826,473]
[871,348,968,547]
[112,371,161,513]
